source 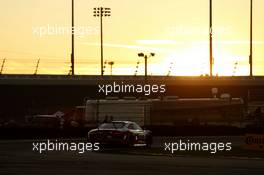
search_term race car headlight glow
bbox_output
[135,136,138,141]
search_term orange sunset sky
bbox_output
[0,0,264,76]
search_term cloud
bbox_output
[81,42,174,53]
[136,40,178,45]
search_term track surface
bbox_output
[1,138,264,175]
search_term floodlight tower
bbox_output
[249,0,253,77]
[209,0,213,77]
[93,7,111,76]
[71,0,75,75]
[138,53,155,77]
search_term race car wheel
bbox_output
[126,134,135,147]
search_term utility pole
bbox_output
[250,0,253,77]
[100,8,103,76]
[209,0,213,77]
[71,0,75,75]
[0,58,6,75]
[34,59,40,75]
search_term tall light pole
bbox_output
[108,61,114,75]
[138,53,155,77]
[71,0,75,75]
[93,7,111,76]
[249,0,253,77]
[209,0,213,77]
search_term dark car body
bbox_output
[87,121,152,147]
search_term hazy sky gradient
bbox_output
[0,0,264,75]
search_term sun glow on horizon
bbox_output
[0,0,264,76]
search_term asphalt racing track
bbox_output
[1,139,264,175]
